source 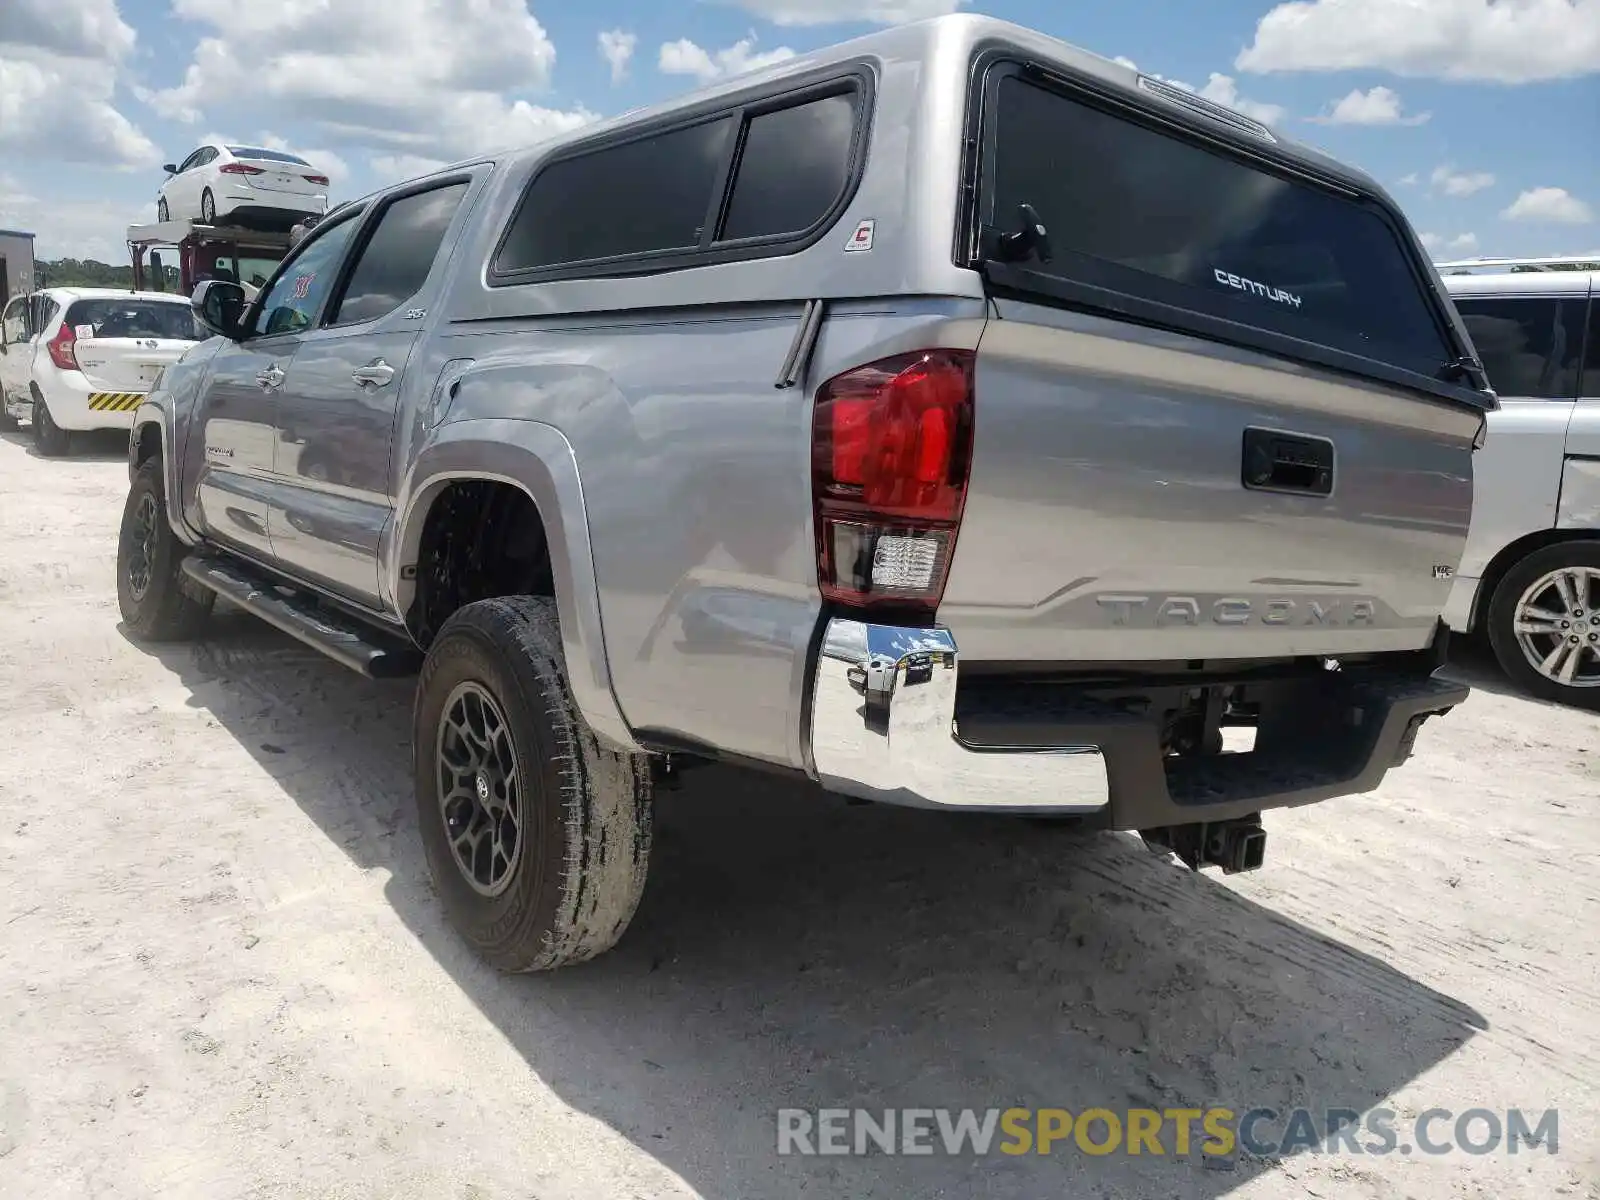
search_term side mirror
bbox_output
[192,280,247,339]
[163,163,178,175]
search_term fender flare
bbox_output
[129,401,202,547]
[390,417,638,752]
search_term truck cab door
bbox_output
[186,213,365,561]
[265,178,472,608]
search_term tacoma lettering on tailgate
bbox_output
[1096,595,1379,628]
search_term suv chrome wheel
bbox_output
[435,680,524,897]
[1513,566,1600,688]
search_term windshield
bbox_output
[63,299,199,341]
[980,74,1456,382]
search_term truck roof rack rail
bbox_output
[1434,254,1600,274]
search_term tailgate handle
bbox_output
[1242,428,1334,497]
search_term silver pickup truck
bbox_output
[118,14,1496,972]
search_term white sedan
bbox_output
[157,143,329,230]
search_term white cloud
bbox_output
[1312,85,1430,125]
[658,35,796,83]
[1237,0,1600,84]
[1114,60,1289,124]
[1398,172,1419,186]
[0,173,147,260]
[0,0,134,62]
[598,29,637,83]
[369,154,450,186]
[716,0,963,25]
[0,54,157,168]
[1196,73,1289,125]
[1417,231,1481,258]
[149,0,593,162]
[1432,164,1496,196]
[1501,187,1595,224]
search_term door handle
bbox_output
[351,359,396,388]
[256,363,286,389]
[1242,428,1335,496]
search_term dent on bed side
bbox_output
[391,417,639,752]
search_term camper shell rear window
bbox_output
[967,63,1474,397]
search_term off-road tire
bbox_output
[116,457,214,641]
[31,391,70,457]
[413,596,653,972]
[1486,540,1600,711]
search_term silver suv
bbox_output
[118,14,1494,972]
[1437,259,1599,707]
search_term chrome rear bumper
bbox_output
[808,619,1111,813]
[806,618,1466,823]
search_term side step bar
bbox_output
[181,555,422,679]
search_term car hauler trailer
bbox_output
[127,220,293,298]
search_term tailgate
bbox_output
[75,337,193,393]
[939,303,1483,661]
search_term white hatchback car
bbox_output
[0,287,200,456]
[157,143,330,229]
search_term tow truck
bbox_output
[126,219,294,300]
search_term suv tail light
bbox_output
[304,174,329,186]
[811,349,976,615]
[46,322,78,371]
[219,163,263,175]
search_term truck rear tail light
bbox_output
[812,349,975,614]
[220,163,264,175]
[304,174,329,186]
[46,322,78,371]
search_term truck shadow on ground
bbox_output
[124,610,1487,1200]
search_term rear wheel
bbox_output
[117,457,214,641]
[31,392,70,457]
[413,596,653,972]
[1487,541,1600,710]
[200,188,216,224]
[157,197,169,222]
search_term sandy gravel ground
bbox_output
[0,428,1596,1200]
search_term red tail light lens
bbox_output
[46,322,78,371]
[304,174,329,186]
[219,163,264,175]
[812,349,975,614]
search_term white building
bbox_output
[0,228,37,301]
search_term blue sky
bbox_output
[1,0,1596,263]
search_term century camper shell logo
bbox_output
[1214,268,1304,309]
